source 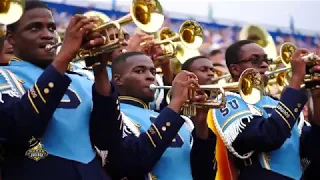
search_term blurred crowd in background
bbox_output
[50,3,320,61]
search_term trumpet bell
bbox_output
[154,20,203,60]
[239,68,264,105]
[0,0,25,25]
[131,0,164,33]
[172,46,201,73]
[272,42,296,67]
[159,27,176,40]
[179,20,203,49]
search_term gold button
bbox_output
[172,138,176,142]
[297,103,301,108]
[117,105,120,110]
[116,99,119,105]
[161,126,166,131]
[48,82,54,88]
[294,108,298,113]
[44,88,49,94]
[166,122,171,127]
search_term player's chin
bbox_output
[37,49,56,60]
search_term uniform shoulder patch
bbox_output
[214,92,252,131]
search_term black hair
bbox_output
[112,51,146,75]
[225,40,253,68]
[209,49,222,56]
[7,1,51,32]
[181,55,208,71]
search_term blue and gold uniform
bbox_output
[104,96,216,180]
[0,65,69,144]
[0,58,121,180]
[210,87,320,180]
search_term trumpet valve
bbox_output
[302,53,320,63]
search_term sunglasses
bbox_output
[235,54,272,65]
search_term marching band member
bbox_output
[1,39,13,64]
[104,51,216,180]
[181,56,216,85]
[1,2,121,180]
[0,24,76,156]
[209,40,320,180]
[180,55,217,179]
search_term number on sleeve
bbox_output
[58,89,81,109]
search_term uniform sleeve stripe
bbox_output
[279,102,295,120]
[146,131,156,148]
[27,91,39,114]
[275,109,291,129]
[34,83,46,103]
[151,123,162,139]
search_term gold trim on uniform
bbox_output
[27,91,39,114]
[119,96,149,109]
[275,109,291,129]
[151,123,162,139]
[146,131,157,148]
[279,102,295,120]
[34,83,46,103]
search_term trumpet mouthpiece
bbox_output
[45,44,53,52]
[149,84,157,90]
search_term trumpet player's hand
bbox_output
[289,48,309,90]
[192,90,210,139]
[168,71,199,113]
[124,33,154,52]
[145,44,163,62]
[54,15,99,74]
[59,15,99,60]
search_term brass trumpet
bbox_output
[153,20,203,60]
[46,0,164,58]
[149,68,264,116]
[0,0,24,25]
[209,73,232,84]
[267,42,320,89]
[271,42,320,67]
[265,67,291,92]
[150,20,203,74]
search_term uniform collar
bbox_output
[119,96,150,109]
[12,56,72,70]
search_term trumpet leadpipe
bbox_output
[149,84,172,91]
[264,67,291,77]
[210,73,231,83]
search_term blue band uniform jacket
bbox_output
[0,58,121,180]
[211,88,320,180]
[103,96,216,180]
